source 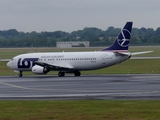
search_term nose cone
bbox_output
[7,61,12,69]
[7,61,10,67]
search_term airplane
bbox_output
[7,22,152,77]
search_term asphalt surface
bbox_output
[0,74,160,100]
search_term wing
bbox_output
[34,61,74,71]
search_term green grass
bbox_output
[83,59,160,74]
[0,100,160,120]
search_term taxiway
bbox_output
[0,74,160,100]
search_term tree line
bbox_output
[0,26,160,47]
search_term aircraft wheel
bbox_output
[19,71,23,77]
[58,72,65,77]
[74,71,81,76]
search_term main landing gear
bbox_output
[58,71,81,77]
[58,71,65,77]
[74,71,81,76]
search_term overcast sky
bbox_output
[0,0,159,32]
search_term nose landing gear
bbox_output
[58,71,65,77]
[19,71,23,77]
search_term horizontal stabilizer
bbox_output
[131,51,153,56]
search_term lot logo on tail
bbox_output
[101,22,133,51]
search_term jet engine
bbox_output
[32,65,49,74]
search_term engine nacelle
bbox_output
[32,65,49,74]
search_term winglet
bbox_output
[101,22,133,52]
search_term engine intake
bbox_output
[32,65,49,74]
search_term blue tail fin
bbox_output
[102,22,133,51]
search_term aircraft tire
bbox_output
[58,72,65,77]
[74,71,81,76]
[19,71,23,77]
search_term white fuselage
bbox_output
[7,51,130,72]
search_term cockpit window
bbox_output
[11,58,14,61]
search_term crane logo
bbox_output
[117,29,131,47]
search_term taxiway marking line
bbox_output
[0,81,52,91]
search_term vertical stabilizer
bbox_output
[102,22,133,51]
